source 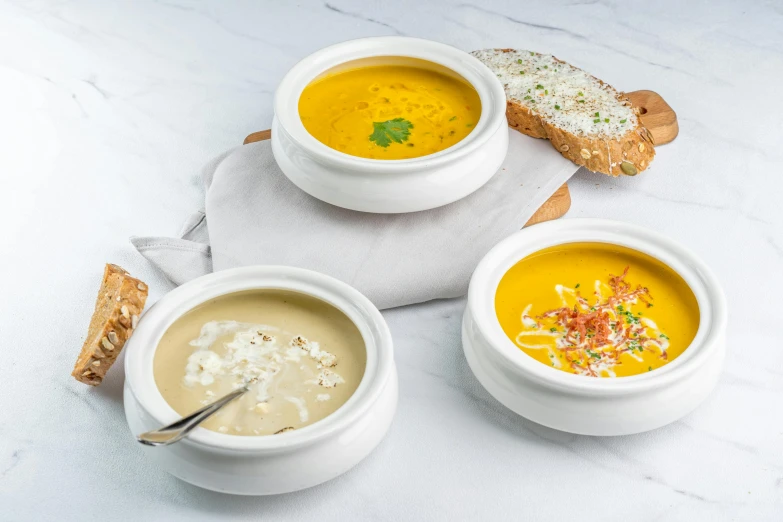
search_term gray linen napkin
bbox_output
[132,129,577,309]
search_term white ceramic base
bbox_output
[124,367,398,495]
[272,116,508,213]
[462,310,724,436]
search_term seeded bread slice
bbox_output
[471,49,655,177]
[71,264,148,386]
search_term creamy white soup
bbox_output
[153,290,366,436]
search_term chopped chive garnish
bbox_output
[594,112,600,117]
[545,89,548,95]
[536,84,544,89]
[578,91,584,96]
[575,283,580,288]
[577,99,585,103]
[524,95,532,100]
[550,327,558,333]
[543,65,548,69]
[554,104,560,110]
[449,116,457,121]
[520,71,525,74]
[593,118,600,123]
[517,59,523,64]
[604,118,609,123]
[620,118,627,123]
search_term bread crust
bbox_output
[506,97,655,177]
[481,49,656,177]
[71,264,148,386]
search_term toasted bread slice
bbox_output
[72,264,148,386]
[472,49,655,176]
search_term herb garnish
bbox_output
[369,118,413,148]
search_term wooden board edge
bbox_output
[625,90,678,145]
[244,129,271,144]
[525,184,571,227]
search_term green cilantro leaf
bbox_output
[369,118,414,148]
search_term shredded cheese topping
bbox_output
[471,49,637,139]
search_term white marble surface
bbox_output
[1,0,782,520]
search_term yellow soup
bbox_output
[298,64,481,159]
[495,243,700,377]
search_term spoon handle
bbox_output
[136,385,250,446]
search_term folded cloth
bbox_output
[132,129,577,309]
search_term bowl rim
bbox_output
[467,218,727,395]
[124,266,394,452]
[274,36,507,172]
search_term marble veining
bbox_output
[1,0,781,520]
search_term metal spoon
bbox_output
[137,384,252,446]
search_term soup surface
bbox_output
[298,63,481,159]
[154,290,366,436]
[495,243,700,377]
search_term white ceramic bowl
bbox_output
[123,266,397,495]
[462,219,727,436]
[272,36,509,213]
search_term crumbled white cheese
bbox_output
[184,350,223,386]
[182,322,346,432]
[316,369,345,388]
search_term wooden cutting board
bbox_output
[244,90,677,225]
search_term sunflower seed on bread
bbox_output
[71,264,148,386]
[471,49,655,176]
